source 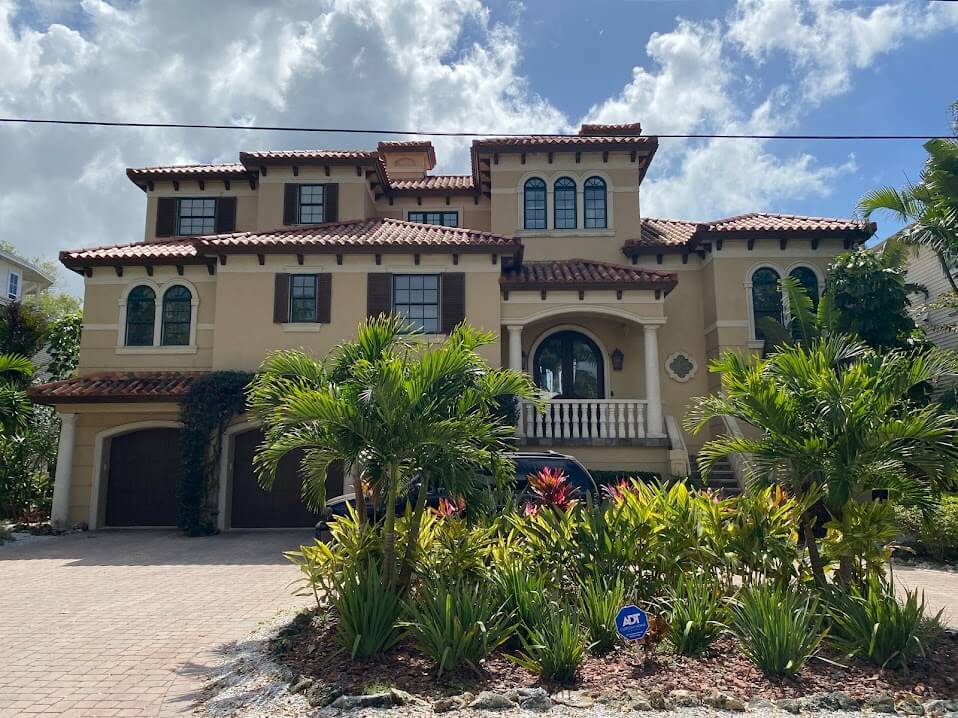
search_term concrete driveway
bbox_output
[0,530,312,718]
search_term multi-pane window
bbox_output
[408,211,459,227]
[289,274,317,322]
[553,177,576,229]
[176,198,216,235]
[789,266,819,306]
[393,274,439,334]
[583,177,607,228]
[752,268,783,341]
[161,286,192,346]
[6,271,19,301]
[125,285,156,346]
[298,185,326,224]
[523,178,547,229]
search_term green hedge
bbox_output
[894,495,958,562]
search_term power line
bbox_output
[0,116,953,141]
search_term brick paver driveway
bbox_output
[0,530,312,718]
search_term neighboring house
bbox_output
[902,244,958,353]
[28,123,875,530]
[0,247,53,306]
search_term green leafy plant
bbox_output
[402,579,515,675]
[511,603,588,684]
[334,558,403,659]
[492,559,551,639]
[577,573,624,655]
[827,575,942,670]
[662,574,726,656]
[729,584,825,676]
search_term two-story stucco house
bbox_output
[30,123,875,530]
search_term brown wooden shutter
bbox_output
[273,273,290,323]
[215,196,237,233]
[324,184,339,223]
[315,273,332,323]
[366,273,392,318]
[283,184,298,225]
[156,197,176,237]
[440,272,465,334]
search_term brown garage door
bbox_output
[230,429,343,528]
[105,428,181,527]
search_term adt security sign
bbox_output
[615,604,649,641]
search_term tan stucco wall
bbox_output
[143,180,258,243]
[374,194,492,232]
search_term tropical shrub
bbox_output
[729,584,825,676]
[662,575,725,656]
[895,496,958,562]
[402,579,515,675]
[419,515,494,583]
[492,559,551,639]
[723,486,805,585]
[512,603,588,684]
[577,573,624,656]
[822,499,899,586]
[827,576,942,670]
[523,466,579,513]
[334,558,404,659]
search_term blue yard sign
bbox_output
[615,604,649,641]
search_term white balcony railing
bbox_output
[517,398,649,441]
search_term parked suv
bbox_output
[315,451,597,537]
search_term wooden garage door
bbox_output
[105,428,181,527]
[230,429,344,528]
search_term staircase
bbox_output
[689,455,741,496]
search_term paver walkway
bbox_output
[0,530,311,718]
[893,563,958,627]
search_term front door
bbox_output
[532,330,605,399]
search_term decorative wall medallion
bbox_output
[666,352,697,383]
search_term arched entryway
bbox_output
[532,329,605,399]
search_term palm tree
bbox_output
[858,103,958,295]
[0,353,35,436]
[248,315,538,589]
[686,336,958,587]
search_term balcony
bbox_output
[516,398,667,446]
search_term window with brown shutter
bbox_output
[155,197,176,237]
[324,184,339,223]
[440,272,465,334]
[273,273,290,323]
[316,273,332,323]
[367,273,392,318]
[283,184,298,225]
[215,196,237,233]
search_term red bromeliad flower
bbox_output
[432,496,465,518]
[526,467,578,511]
[602,478,632,503]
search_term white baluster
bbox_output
[618,403,626,437]
[626,402,636,438]
[637,403,646,438]
[571,401,581,439]
[524,402,534,437]
[606,401,617,438]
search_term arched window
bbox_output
[161,285,192,346]
[125,285,156,346]
[751,268,783,340]
[583,176,607,228]
[789,266,820,307]
[523,178,546,229]
[553,177,576,229]
[532,330,604,399]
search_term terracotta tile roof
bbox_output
[501,258,677,293]
[473,134,656,148]
[579,123,643,136]
[706,212,874,234]
[377,141,437,167]
[388,175,475,191]
[28,372,202,404]
[195,218,519,254]
[633,218,703,247]
[61,240,199,267]
[127,163,248,177]
[239,149,379,163]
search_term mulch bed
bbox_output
[272,610,958,703]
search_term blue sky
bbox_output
[0,0,956,295]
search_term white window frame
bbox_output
[6,270,20,301]
[116,278,199,353]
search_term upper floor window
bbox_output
[553,177,576,229]
[125,285,156,346]
[6,271,20,301]
[408,211,459,227]
[290,274,319,322]
[583,177,607,228]
[393,274,439,334]
[751,268,783,341]
[298,185,327,224]
[161,286,192,346]
[177,198,216,236]
[524,178,547,230]
[789,266,819,306]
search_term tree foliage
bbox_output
[46,312,82,381]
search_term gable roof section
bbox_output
[28,372,202,404]
[388,175,475,192]
[60,219,519,271]
[501,258,677,294]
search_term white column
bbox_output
[506,324,524,371]
[643,324,665,437]
[50,412,77,529]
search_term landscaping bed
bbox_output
[271,609,958,710]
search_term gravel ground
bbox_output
[196,612,907,718]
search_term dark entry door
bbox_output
[230,429,343,528]
[105,428,181,526]
[532,330,605,399]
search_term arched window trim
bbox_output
[553,177,576,230]
[746,265,784,343]
[583,176,608,229]
[523,177,547,230]
[528,324,611,397]
[161,285,194,346]
[785,262,824,294]
[117,277,199,351]
[123,285,156,347]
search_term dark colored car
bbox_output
[315,451,597,537]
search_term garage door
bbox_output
[105,428,181,527]
[230,429,344,528]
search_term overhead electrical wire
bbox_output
[0,117,953,141]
